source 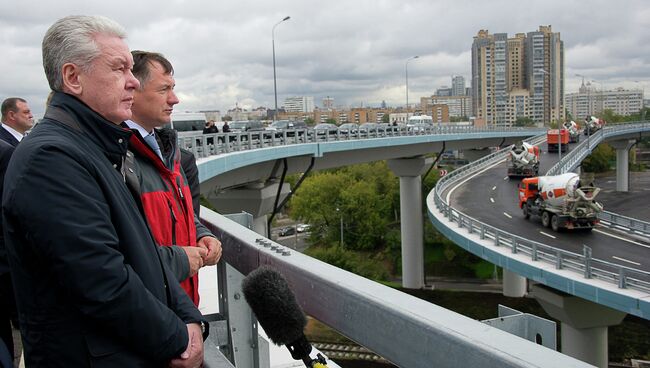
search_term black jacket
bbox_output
[2,92,203,367]
[0,128,18,147]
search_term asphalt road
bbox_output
[445,140,650,274]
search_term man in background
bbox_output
[3,15,205,367]
[0,98,34,146]
[126,50,221,305]
[0,137,15,366]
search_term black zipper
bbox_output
[169,200,177,244]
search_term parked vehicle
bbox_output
[338,123,359,135]
[278,226,296,237]
[296,223,311,233]
[228,120,266,133]
[267,120,308,137]
[519,173,603,231]
[312,123,339,136]
[507,141,540,178]
[359,123,380,134]
[546,129,569,153]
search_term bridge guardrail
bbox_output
[546,122,650,238]
[177,125,546,159]
[432,122,650,293]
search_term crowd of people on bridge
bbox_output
[0,15,224,367]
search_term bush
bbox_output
[305,245,390,281]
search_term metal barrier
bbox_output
[200,209,592,368]
[431,122,650,293]
[178,125,546,159]
[546,122,650,237]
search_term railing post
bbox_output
[555,249,563,269]
[531,243,538,261]
[494,232,500,246]
[583,245,592,279]
[480,225,485,239]
[512,238,517,254]
[458,216,463,228]
[618,268,627,289]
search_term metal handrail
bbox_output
[431,121,650,292]
[178,125,546,159]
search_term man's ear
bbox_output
[61,63,83,95]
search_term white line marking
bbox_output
[503,176,509,181]
[503,212,512,219]
[539,231,556,239]
[593,228,650,249]
[612,256,641,266]
[446,159,506,203]
[492,186,496,191]
[490,198,495,203]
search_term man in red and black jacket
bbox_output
[126,50,222,306]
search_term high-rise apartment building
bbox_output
[421,95,472,119]
[283,96,315,113]
[472,26,564,126]
[322,96,334,110]
[452,76,466,96]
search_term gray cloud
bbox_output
[1,0,649,117]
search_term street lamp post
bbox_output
[405,55,419,121]
[272,16,290,122]
[539,69,561,162]
[591,80,604,115]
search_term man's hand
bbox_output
[182,246,207,276]
[168,323,204,368]
[197,236,222,266]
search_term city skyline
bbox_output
[1,0,649,117]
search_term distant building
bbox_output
[381,100,387,109]
[201,110,222,122]
[284,96,315,112]
[436,86,452,96]
[421,95,471,118]
[472,25,564,126]
[452,76,465,97]
[322,96,334,110]
[565,83,643,118]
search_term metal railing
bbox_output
[430,121,650,293]
[546,122,650,238]
[200,209,592,368]
[178,125,546,159]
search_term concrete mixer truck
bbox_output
[584,116,605,136]
[518,173,603,231]
[507,141,540,178]
[562,121,580,143]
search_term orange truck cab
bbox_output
[547,129,569,153]
[518,177,539,208]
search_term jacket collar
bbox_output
[47,92,132,159]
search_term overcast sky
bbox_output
[1,0,649,117]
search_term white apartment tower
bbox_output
[283,96,315,113]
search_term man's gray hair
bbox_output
[42,15,127,92]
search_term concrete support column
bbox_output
[207,181,290,236]
[532,284,626,367]
[388,157,431,289]
[502,269,527,297]
[609,139,635,192]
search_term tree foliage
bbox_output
[290,162,399,250]
[582,143,615,173]
[304,117,315,125]
[325,118,337,125]
[514,116,535,127]
[381,114,390,124]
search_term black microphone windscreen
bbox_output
[242,266,307,345]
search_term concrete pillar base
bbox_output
[531,284,626,367]
[387,157,432,289]
[502,269,527,297]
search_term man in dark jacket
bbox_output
[126,50,222,306]
[0,97,34,146]
[0,139,15,364]
[2,15,205,367]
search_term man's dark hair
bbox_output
[1,97,27,121]
[131,51,174,89]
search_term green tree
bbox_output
[222,115,233,121]
[304,117,315,126]
[381,114,390,124]
[325,118,337,125]
[514,116,535,127]
[582,143,615,172]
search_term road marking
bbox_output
[490,198,495,203]
[612,256,641,266]
[593,228,650,249]
[503,212,512,219]
[492,186,497,191]
[539,231,556,239]
[446,159,506,203]
[503,176,509,181]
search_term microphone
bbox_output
[242,266,328,368]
